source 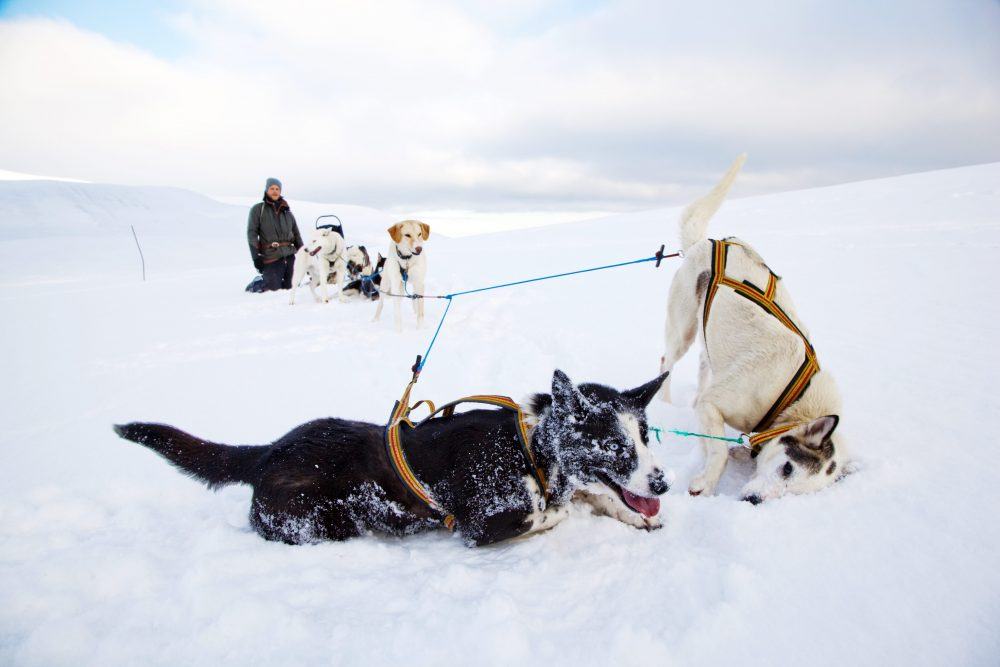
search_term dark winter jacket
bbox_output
[247,196,303,265]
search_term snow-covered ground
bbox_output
[2,163,999,666]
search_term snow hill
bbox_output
[0,179,398,276]
[1,163,999,666]
[0,180,239,238]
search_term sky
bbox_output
[0,0,998,212]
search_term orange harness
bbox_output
[384,379,548,530]
[704,239,820,439]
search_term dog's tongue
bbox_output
[621,488,660,518]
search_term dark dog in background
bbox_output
[342,246,385,301]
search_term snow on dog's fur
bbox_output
[659,155,848,502]
[289,227,348,305]
[113,370,670,546]
[373,220,430,331]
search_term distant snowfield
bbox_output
[2,163,999,666]
[0,168,88,183]
[213,194,611,237]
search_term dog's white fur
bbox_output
[521,404,666,531]
[660,155,848,501]
[571,412,665,530]
[289,228,348,305]
[373,220,430,331]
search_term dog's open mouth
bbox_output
[598,474,660,518]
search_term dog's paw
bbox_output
[641,516,664,531]
[688,474,719,497]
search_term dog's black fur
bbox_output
[343,248,385,301]
[114,370,668,546]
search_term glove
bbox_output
[253,254,265,272]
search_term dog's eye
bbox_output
[782,461,794,478]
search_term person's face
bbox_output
[266,184,281,200]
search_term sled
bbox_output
[315,214,344,237]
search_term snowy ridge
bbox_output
[0,180,241,238]
[1,163,999,666]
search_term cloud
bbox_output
[0,1,998,211]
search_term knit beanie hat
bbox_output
[265,177,282,191]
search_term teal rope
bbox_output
[417,296,453,372]
[649,426,746,445]
[444,255,659,299]
[668,428,746,444]
[415,252,675,373]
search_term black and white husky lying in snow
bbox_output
[114,370,670,546]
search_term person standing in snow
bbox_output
[247,177,303,291]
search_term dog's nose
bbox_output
[742,494,763,505]
[414,246,423,254]
[648,468,669,495]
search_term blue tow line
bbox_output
[413,247,681,374]
[649,426,747,446]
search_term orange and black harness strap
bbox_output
[704,239,820,435]
[744,422,802,456]
[384,379,548,531]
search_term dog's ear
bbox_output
[622,371,669,409]
[418,222,431,240]
[802,415,839,447]
[526,392,553,417]
[551,370,587,416]
[387,223,403,243]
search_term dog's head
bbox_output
[529,370,670,520]
[345,245,372,276]
[387,220,430,256]
[306,227,342,256]
[740,415,847,504]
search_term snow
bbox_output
[2,163,999,666]
[0,169,88,183]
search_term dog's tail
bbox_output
[114,422,262,489]
[679,153,746,252]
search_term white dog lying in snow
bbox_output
[289,227,348,305]
[373,220,430,331]
[659,155,848,503]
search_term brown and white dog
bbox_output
[373,220,430,331]
[659,155,848,503]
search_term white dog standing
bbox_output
[373,220,430,331]
[288,228,348,305]
[660,155,847,503]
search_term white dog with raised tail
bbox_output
[659,155,848,503]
